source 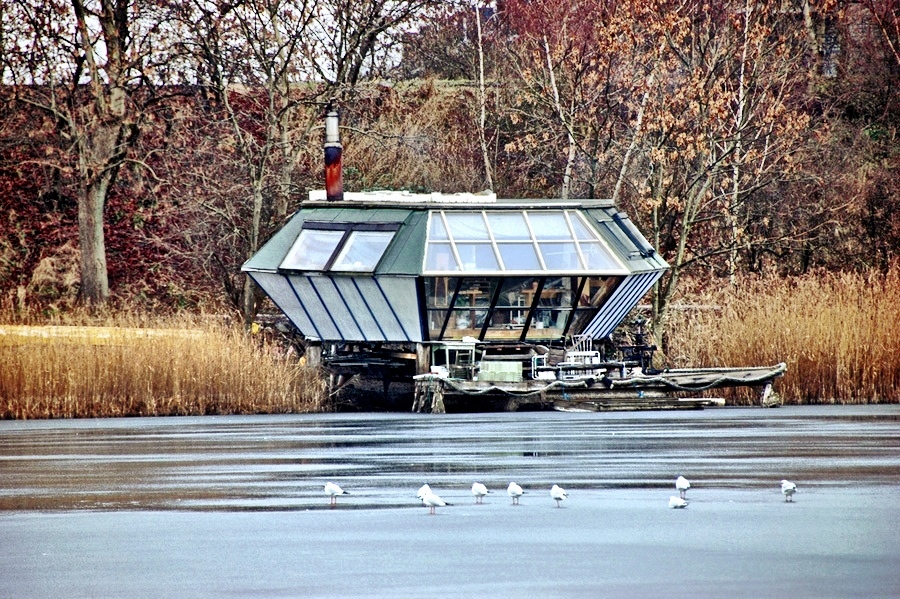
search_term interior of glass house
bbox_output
[424,275,620,342]
[422,209,625,342]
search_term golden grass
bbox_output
[3,263,898,417]
[666,264,900,405]
[0,311,327,419]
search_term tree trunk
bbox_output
[475,3,493,190]
[77,178,110,305]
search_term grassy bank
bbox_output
[666,265,900,405]
[0,312,326,419]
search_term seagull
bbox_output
[421,491,450,515]
[550,484,568,507]
[417,483,433,503]
[471,482,490,504]
[324,482,348,507]
[507,482,524,505]
[676,476,691,499]
[669,495,689,509]
[781,480,798,502]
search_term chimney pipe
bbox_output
[324,106,343,201]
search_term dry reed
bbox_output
[4,263,897,416]
[0,311,327,419]
[665,264,900,405]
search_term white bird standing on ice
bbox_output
[675,476,691,499]
[324,482,348,507]
[471,482,490,504]
[781,480,798,502]
[550,484,568,507]
[421,491,450,515]
[417,483,432,504]
[507,482,524,505]
[668,495,688,509]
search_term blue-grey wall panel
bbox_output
[351,278,421,342]
[288,276,342,341]
[331,278,386,341]
[307,277,365,341]
[249,272,318,338]
[375,277,422,342]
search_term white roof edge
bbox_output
[308,189,496,203]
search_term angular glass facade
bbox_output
[244,193,668,345]
[424,274,622,342]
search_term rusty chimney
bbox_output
[324,105,343,201]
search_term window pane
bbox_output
[456,243,499,271]
[569,213,599,240]
[429,213,449,240]
[280,229,343,270]
[579,242,621,270]
[539,242,582,270]
[528,212,570,240]
[332,231,395,271]
[487,213,528,240]
[426,242,460,271]
[446,213,489,240]
[497,243,540,270]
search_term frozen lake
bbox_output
[2,406,899,598]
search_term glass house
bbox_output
[242,190,668,349]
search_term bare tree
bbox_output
[174,0,440,321]
[2,0,170,306]
[304,0,440,87]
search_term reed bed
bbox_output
[0,312,327,419]
[666,264,900,405]
[3,263,898,417]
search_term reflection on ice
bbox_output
[1,406,899,512]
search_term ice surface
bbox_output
[2,406,899,598]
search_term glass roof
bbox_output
[424,210,627,274]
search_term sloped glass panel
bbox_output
[539,242,582,270]
[280,229,343,270]
[498,243,540,270]
[332,230,395,271]
[570,214,599,240]
[487,212,528,240]
[446,213,489,240]
[579,242,621,270]
[425,242,460,271]
[528,212,570,239]
[424,209,629,275]
[457,243,499,270]
[429,213,449,240]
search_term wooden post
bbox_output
[416,343,430,376]
[305,343,322,368]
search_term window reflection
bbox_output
[280,229,344,270]
[425,242,459,272]
[456,243,499,271]
[487,213,527,240]
[424,209,625,275]
[445,213,489,240]
[332,231,395,271]
[497,243,540,270]
[527,212,570,239]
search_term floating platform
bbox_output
[411,362,786,413]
